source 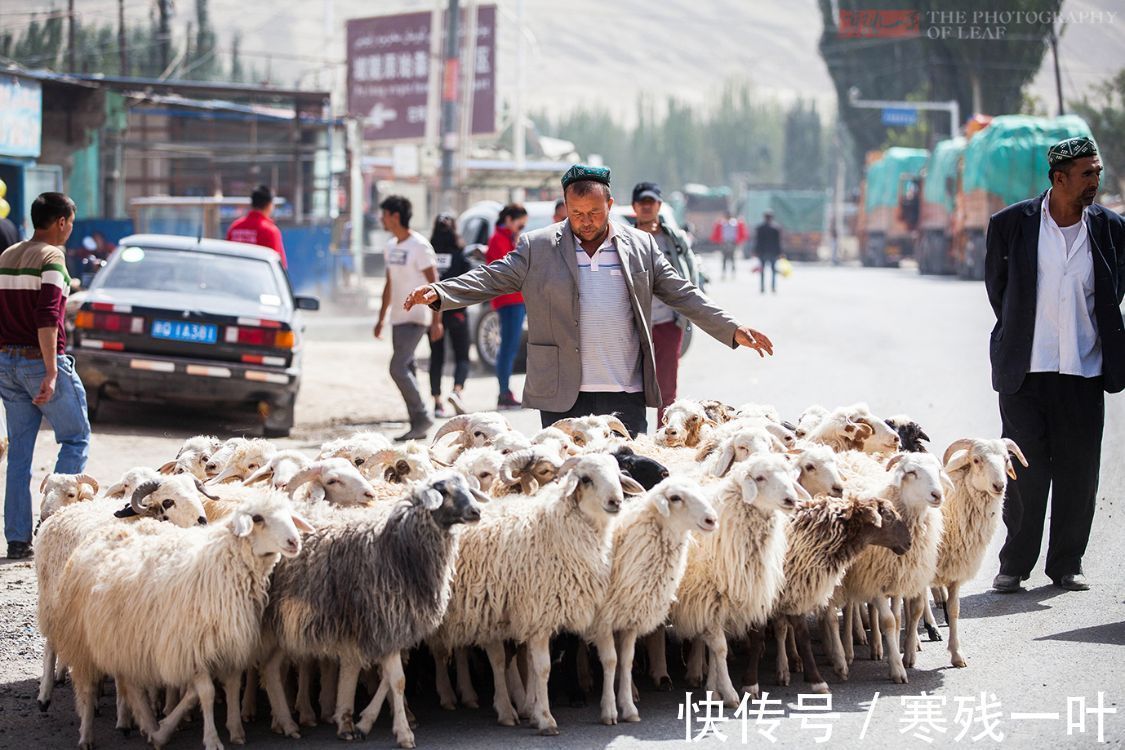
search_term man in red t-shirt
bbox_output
[226,185,287,269]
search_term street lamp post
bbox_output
[847,87,961,139]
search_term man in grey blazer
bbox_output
[404,164,774,435]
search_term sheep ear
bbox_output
[39,474,52,494]
[711,444,736,478]
[940,471,955,496]
[291,513,314,533]
[113,504,139,518]
[1005,461,1017,480]
[309,484,327,504]
[232,514,253,538]
[795,482,812,500]
[470,487,491,505]
[419,488,443,510]
[944,449,971,474]
[620,473,645,496]
[739,476,759,504]
[158,460,178,475]
[653,493,671,517]
[104,482,126,499]
[560,472,580,499]
[466,474,481,491]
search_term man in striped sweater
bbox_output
[0,193,91,559]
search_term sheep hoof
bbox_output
[117,727,131,738]
[685,675,702,689]
[228,730,246,745]
[299,714,318,728]
[810,682,830,695]
[655,676,673,692]
[241,711,256,724]
[463,698,479,709]
[55,674,67,686]
[397,737,416,749]
[497,715,517,728]
[776,671,790,687]
[602,716,617,726]
[890,668,908,685]
[622,711,641,723]
[951,654,967,668]
[833,667,849,681]
[79,742,95,750]
[37,699,50,712]
[741,684,760,700]
[539,725,560,736]
[439,700,456,711]
[925,624,942,642]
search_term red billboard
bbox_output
[346,6,496,143]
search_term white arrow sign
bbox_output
[366,103,399,130]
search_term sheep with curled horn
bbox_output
[37,473,100,526]
[431,413,513,455]
[550,414,632,448]
[284,458,378,506]
[242,449,312,491]
[368,446,435,485]
[495,447,563,496]
[698,399,739,424]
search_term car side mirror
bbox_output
[294,296,320,311]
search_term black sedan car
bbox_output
[70,234,318,437]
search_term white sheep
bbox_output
[586,477,717,724]
[699,425,786,477]
[792,444,845,497]
[50,492,309,750]
[808,403,901,454]
[317,431,392,469]
[242,449,312,491]
[550,414,631,448]
[655,399,715,448]
[159,434,223,479]
[429,454,643,734]
[929,437,1027,668]
[104,466,161,499]
[794,404,830,439]
[37,472,99,526]
[431,412,513,457]
[734,402,782,423]
[452,447,504,492]
[825,452,948,684]
[206,438,277,484]
[365,443,436,484]
[493,447,562,496]
[669,454,803,706]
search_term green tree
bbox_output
[1071,68,1125,194]
[783,100,825,189]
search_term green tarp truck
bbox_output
[742,190,827,261]
[858,147,928,267]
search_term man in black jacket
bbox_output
[754,211,782,294]
[985,136,1125,593]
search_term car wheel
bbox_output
[475,308,501,371]
[263,393,296,438]
[85,386,102,423]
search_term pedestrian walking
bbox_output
[985,136,1125,593]
[403,164,774,437]
[226,184,288,269]
[629,181,702,426]
[0,193,91,559]
[487,203,529,410]
[711,211,747,279]
[754,211,783,294]
[374,195,440,441]
[428,213,471,418]
[0,215,20,250]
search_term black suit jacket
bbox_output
[984,191,1125,394]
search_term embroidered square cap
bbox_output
[1048,136,1098,166]
[561,164,611,190]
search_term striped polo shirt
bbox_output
[574,224,643,393]
[0,240,71,355]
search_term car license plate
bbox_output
[151,320,218,344]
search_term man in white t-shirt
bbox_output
[374,195,440,440]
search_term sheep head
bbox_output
[886,452,948,510]
[611,445,670,491]
[721,454,807,513]
[943,438,1027,497]
[114,475,209,527]
[38,473,100,523]
[104,467,161,500]
[287,458,377,506]
[648,477,718,534]
[499,448,562,495]
[657,400,713,448]
[557,454,643,517]
[791,445,845,498]
[407,470,487,527]
[228,494,312,559]
[699,399,739,424]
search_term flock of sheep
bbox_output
[29,399,1025,749]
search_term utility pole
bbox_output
[1050,22,1065,116]
[440,0,461,210]
[158,0,172,74]
[512,0,526,203]
[118,0,128,76]
[68,0,76,72]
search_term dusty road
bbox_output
[1,260,1122,748]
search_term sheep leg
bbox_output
[787,623,803,673]
[528,633,559,735]
[868,599,884,661]
[218,672,245,746]
[576,639,593,697]
[592,629,619,725]
[318,659,338,722]
[842,603,856,664]
[431,644,458,710]
[741,627,764,700]
[454,647,480,708]
[874,597,908,684]
[294,659,317,727]
[922,595,942,641]
[483,640,519,727]
[150,683,200,748]
[361,653,415,749]
[240,666,257,723]
[114,678,134,735]
[903,595,924,668]
[122,679,160,740]
[771,619,790,687]
[822,609,849,681]
[189,672,223,750]
[354,671,390,737]
[790,614,828,693]
[685,637,705,687]
[644,627,672,690]
[162,685,180,718]
[261,650,301,738]
[73,668,99,750]
[617,629,641,722]
[703,629,740,708]
[37,644,57,711]
[946,581,967,667]
[332,660,362,740]
[506,647,530,720]
[852,603,868,646]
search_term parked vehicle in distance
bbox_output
[69,234,318,437]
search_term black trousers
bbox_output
[428,309,471,397]
[998,373,1104,580]
[539,391,648,437]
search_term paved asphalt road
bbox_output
[2,261,1122,749]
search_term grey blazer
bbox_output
[430,220,739,412]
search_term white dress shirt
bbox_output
[1028,190,1102,377]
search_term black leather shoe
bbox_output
[1053,573,1090,591]
[6,541,33,560]
[992,573,1021,593]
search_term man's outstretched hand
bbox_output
[404,284,438,311]
[734,326,774,358]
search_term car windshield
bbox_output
[99,246,283,303]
